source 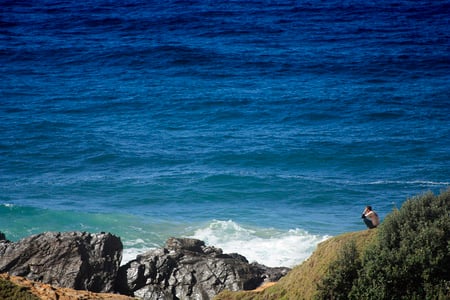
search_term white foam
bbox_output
[188,220,329,268]
[119,220,329,267]
[122,247,147,265]
[368,180,450,186]
[121,239,154,265]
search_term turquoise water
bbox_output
[1,0,449,267]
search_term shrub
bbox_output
[317,189,450,300]
[315,240,361,300]
[0,277,39,300]
[352,189,450,299]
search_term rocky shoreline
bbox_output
[0,231,290,300]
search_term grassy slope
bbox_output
[215,229,378,300]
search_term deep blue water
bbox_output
[1,0,449,267]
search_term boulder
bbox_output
[0,231,122,293]
[116,237,290,300]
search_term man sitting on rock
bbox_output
[362,205,380,229]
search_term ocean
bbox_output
[1,0,449,268]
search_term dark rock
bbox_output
[165,237,205,253]
[0,232,7,241]
[251,262,291,282]
[116,237,290,300]
[0,231,122,293]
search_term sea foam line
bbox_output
[121,220,329,268]
[188,220,329,268]
[368,180,450,186]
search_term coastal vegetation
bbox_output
[215,188,450,300]
[0,275,39,300]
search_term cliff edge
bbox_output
[215,229,377,300]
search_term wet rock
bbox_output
[116,237,290,300]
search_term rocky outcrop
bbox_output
[116,237,290,300]
[0,232,290,300]
[0,231,122,293]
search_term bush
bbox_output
[317,189,450,300]
[0,277,39,300]
[315,240,361,300]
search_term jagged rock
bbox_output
[0,231,122,293]
[116,237,290,300]
[250,262,291,282]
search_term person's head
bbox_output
[366,205,372,211]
